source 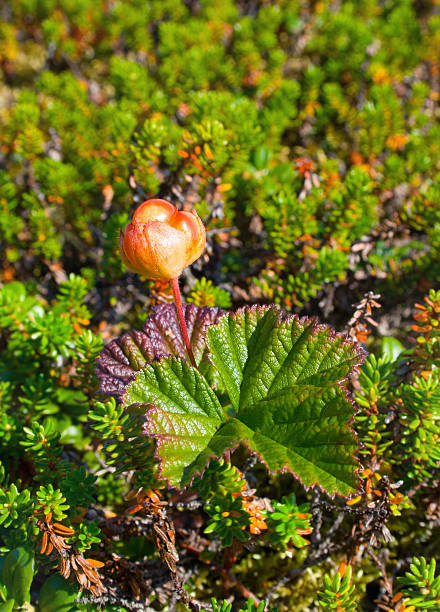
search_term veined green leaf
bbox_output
[124,306,364,497]
[124,359,225,486]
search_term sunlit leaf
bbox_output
[96,303,223,398]
[124,306,364,497]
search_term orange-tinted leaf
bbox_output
[218,183,232,192]
[84,558,105,569]
[53,523,75,535]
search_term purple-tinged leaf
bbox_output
[122,306,365,497]
[96,303,223,399]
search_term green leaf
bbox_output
[208,308,363,496]
[39,574,79,612]
[205,306,275,409]
[125,306,364,497]
[381,336,405,362]
[0,600,15,612]
[1,547,34,605]
[124,359,224,486]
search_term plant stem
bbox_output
[220,568,261,606]
[171,277,197,369]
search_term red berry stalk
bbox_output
[171,278,197,369]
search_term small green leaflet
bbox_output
[123,306,364,497]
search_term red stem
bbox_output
[171,278,197,369]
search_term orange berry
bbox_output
[120,198,205,280]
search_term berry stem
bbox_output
[171,277,197,369]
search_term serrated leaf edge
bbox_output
[134,305,367,497]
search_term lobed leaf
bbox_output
[96,303,223,399]
[123,306,365,497]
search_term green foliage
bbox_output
[67,520,101,553]
[397,557,440,610]
[123,306,363,496]
[205,308,362,495]
[0,273,105,565]
[0,0,437,308]
[0,485,32,531]
[398,374,440,479]
[74,330,104,397]
[191,459,264,548]
[2,0,440,609]
[266,494,312,551]
[124,358,225,488]
[355,320,440,489]
[192,458,245,501]
[355,352,396,458]
[0,482,35,555]
[21,421,64,477]
[204,494,251,547]
[89,396,159,490]
[60,467,96,509]
[0,547,34,607]
[0,172,24,244]
[193,459,252,547]
[252,162,379,308]
[318,565,357,612]
[35,485,69,522]
[95,472,125,507]
[211,597,276,612]
[38,574,79,612]
[412,289,440,370]
[0,0,437,311]
[187,278,232,309]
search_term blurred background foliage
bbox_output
[1,0,440,610]
[1,0,439,319]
